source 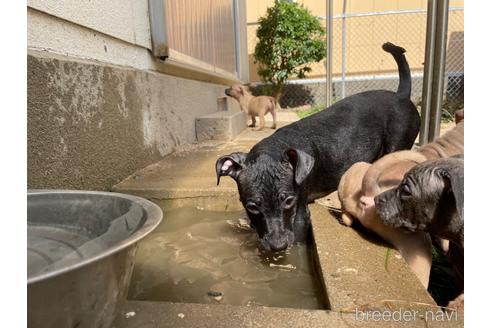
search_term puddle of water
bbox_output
[128,207,326,309]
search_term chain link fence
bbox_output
[442,9,464,116]
[247,4,464,112]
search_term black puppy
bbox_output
[374,156,464,247]
[216,43,420,252]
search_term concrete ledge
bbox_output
[195,110,247,142]
[309,202,435,310]
[113,300,463,328]
[112,140,251,200]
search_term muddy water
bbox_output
[128,207,326,309]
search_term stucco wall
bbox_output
[27,52,234,190]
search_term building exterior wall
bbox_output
[27,1,246,190]
[28,0,152,49]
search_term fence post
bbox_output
[420,0,450,145]
[326,0,333,107]
[419,0,437,145]
[341,0,347,99]
[429,0,449,141]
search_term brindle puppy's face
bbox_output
[374,158,464,237]
[374,169,445,232]
[216,149,314,252]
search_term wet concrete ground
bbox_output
[112,112,463,327]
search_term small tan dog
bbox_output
[337,113,464,288]
[225,84,277,130]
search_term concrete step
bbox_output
[113,140,253,210]
[194,109,299,143]
[195,110,247,142]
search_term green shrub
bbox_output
[296,104,325,118]
[254,0,326,99]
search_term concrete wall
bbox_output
[27,1,246,190]
[28,51,234,190]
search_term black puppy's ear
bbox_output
[442,166,464,220]
[285,148,315,185]
[215,152,247,185]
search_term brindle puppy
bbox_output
[375,156,464,246]
[375,156,464,309]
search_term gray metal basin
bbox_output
[27,190,163,328]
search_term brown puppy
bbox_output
[337,119,464,287]
[225,84,277,130]
[454,108,464,124]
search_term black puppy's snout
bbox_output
[260,223,295,252]
[267,238,289,252]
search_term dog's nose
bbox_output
[268,239,289,252]
[266,233,290,251]
[374,196,384,206]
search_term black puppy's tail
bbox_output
[382,42,411,99]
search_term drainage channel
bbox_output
[127,206,328,310]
